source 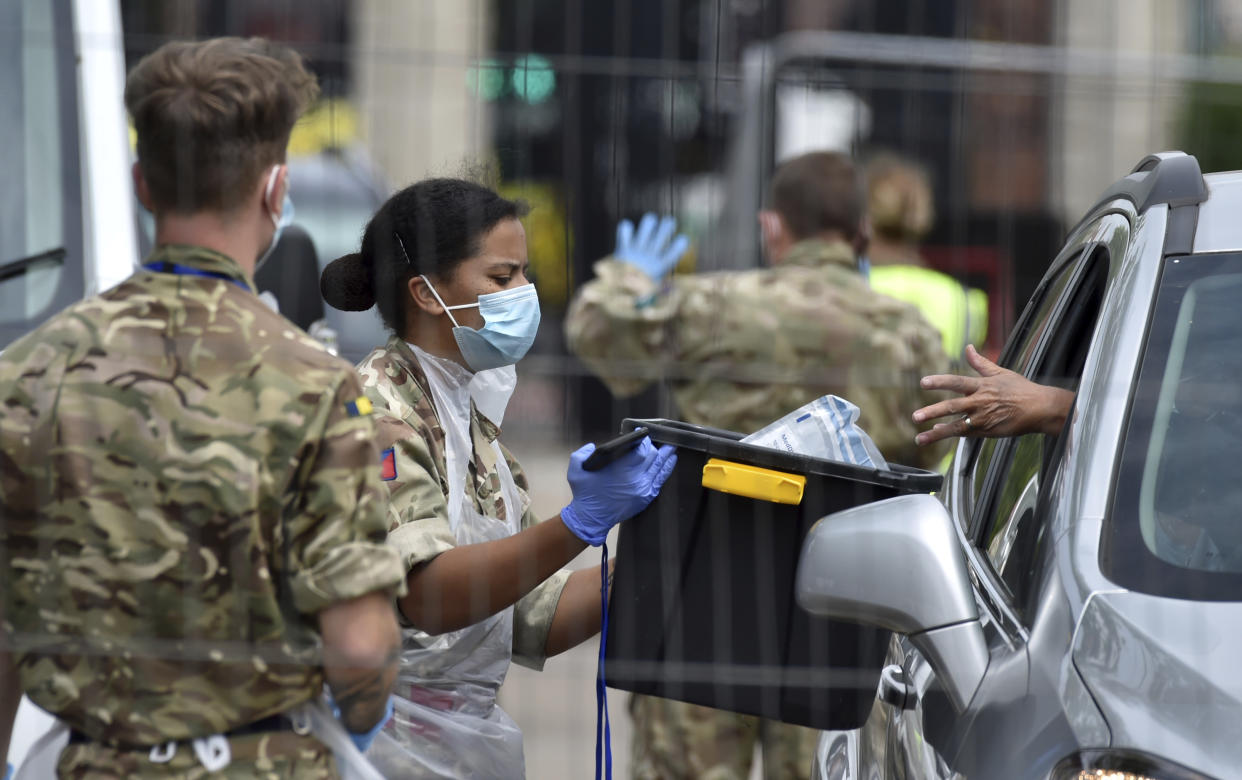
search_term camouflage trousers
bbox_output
[56,731,337,779]
[629,695,819,780]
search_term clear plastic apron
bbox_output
[368,347,525,779]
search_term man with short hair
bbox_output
[0,37,403,778]
[566,151,948,779]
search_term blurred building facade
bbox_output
[353,0,493,185]
[114,0,1240,437]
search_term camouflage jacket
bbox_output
[0,245,404,748]
[564,240,949,469]
[356,336,570,669]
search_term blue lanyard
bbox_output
[143,261,249,291]
[595,542,614,780]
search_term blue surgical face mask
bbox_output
[255,165,295,273]
[420,274,541,372]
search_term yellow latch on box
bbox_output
[701,458,806,505]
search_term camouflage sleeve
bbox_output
[0,331,64,515]
[373,415,457,575]
[841,295,954,471]
[863,302,953,471]
[501,446,571,670]
[282,371,406,615]
[564,257,681,398]
[0,333,70,633]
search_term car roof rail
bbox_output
[1094,151,1207,213]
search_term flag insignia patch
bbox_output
[346,396,373,417]
[380,447,397,481]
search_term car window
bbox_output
[970,240,1112,618]
[967,247,1084,516]
[1105,253,1242,599]
[0,0,82,346]
[983,434,1044,598]
[970,438,1003,511]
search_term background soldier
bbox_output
[564,151,948,779]
[0,38,404,778]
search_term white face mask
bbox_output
[420,275,542,373]
[255,165,294,272]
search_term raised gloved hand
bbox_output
[615,213,690,282]
[562,437,678,545]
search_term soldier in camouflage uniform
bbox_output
[320,178,676,778]
[564,151,949,779]
[0,39,404,778]
[357,336,573,665]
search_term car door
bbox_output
[859,212,1127,780]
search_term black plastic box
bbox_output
[604,418,943,731]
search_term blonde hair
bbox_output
[125,37,319,214]
[867,154,934,242]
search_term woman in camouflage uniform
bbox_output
[320,179,676,778]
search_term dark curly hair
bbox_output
[321,178,527,332]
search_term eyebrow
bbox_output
[487,260,525,273]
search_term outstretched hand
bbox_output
[615,213,691,282]
[911,345,1076,446]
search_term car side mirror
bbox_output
[795,493,987,711]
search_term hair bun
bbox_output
[320,252,376,311]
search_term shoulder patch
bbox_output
[380,447,397,481]
[346,396,373,417]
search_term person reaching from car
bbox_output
[914,334,1242,573]
[912,343,1076,446]
[319,178,677,779]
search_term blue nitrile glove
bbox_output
[347,696,392,754]
[615,213,691,282]
[330,694,393,754]
[5,762,12,780]
[562,437,678,546]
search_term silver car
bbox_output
[797,151,1242,780]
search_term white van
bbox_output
[1,0,137,352]
[4,0,135,773]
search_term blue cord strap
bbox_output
[595,542,613,780]
[143,261,249,291]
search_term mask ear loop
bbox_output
[263,165,282,228]
[417,274,462,328]
[395,231,480,327]
[393,230,460,328]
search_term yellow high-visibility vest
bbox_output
[870,264,988,359]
